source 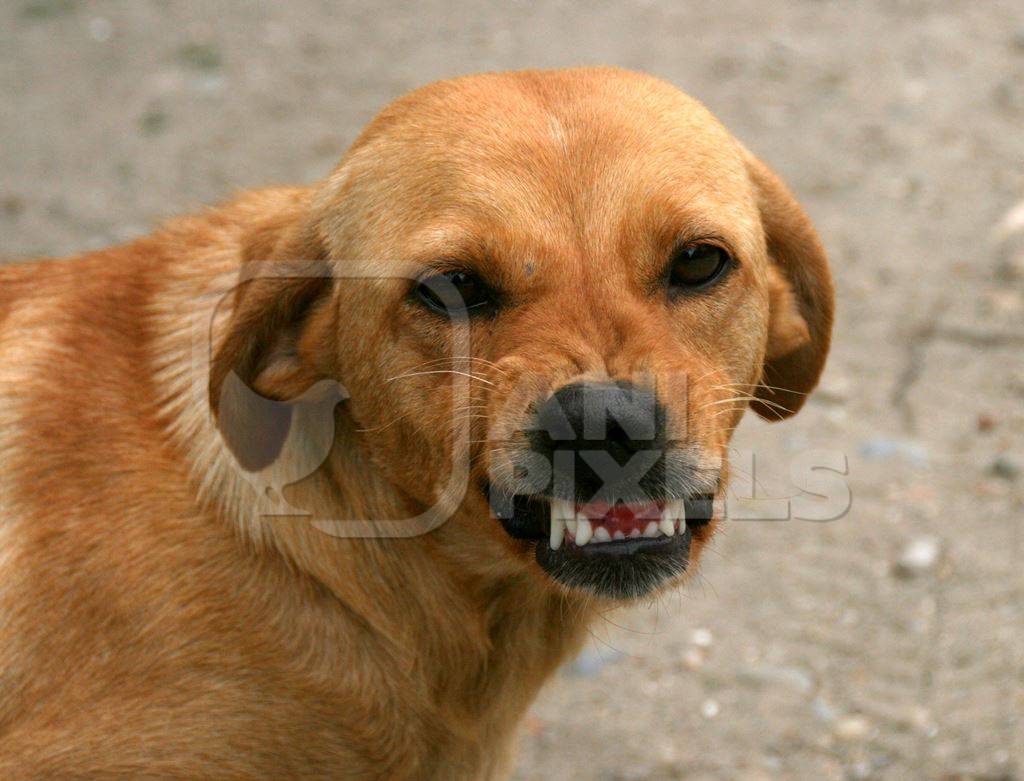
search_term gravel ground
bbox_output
[3,2,1023,779]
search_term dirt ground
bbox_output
[2,1,1023,779]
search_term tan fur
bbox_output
[0,68,832,779]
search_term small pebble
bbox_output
[988,456,1020,482]
[892,537,943,578]
[682,647,706,670]
[738,664,815,694]
[910,706,937,737]
[834,715,871,741]
[700,698,720,719]
[812,697,838,723]
[691,627,714,648]
[860,438,929,466]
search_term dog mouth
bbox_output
[546,497,685,550]
[488,488,715,599]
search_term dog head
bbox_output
[210,68,833,601]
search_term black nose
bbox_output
[529,381,669,502]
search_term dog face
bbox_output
[212,69,833,601]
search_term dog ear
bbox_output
[745,154,835,421]
[209,211,338,472]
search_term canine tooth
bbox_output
[629,528,641,538]
[549,515,565,550]
[643,521,660,538]
[593,526,612,543]
[613,530,625,541]
[566,516,578,536]
[549,498,574,550]
[574,511,587,536]
[575,517,593,546]
[659,499,686,536]
[553,498,574,520]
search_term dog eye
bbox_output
[667,243,731,290]
[414,270,497,317]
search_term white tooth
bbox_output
[593,526,612,543]
[643,521,660,538]
[549,514,565,550]
[659,504,676,537]
[554,498,574,520]
[566,516,578,536]
[550,499,575,550]
[629,528,641,538]
[660,499,686,536]
[575,517,593,546]
[613,530,625,541]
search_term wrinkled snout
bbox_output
[527,380,716,505]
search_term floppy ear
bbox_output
[209,211,340,472]
[745,154,835,420]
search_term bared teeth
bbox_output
[552,501,687,548]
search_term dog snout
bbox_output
[533,380,665,453]
[529,381,669,501]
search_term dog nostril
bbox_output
[532,381,665,454]
[605,418,640,455]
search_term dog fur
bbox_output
[0,68,832,779]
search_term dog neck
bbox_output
[245,447,595,775]
[270,426,595,706]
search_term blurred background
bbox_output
[2,1,1022,779]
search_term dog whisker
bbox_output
[384,369,496,386]
[404,356,511,378]
[709,381,809,397]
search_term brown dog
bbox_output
[0,68,832,779]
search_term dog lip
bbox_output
[533,521,692,599]
[561,529,681,557]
